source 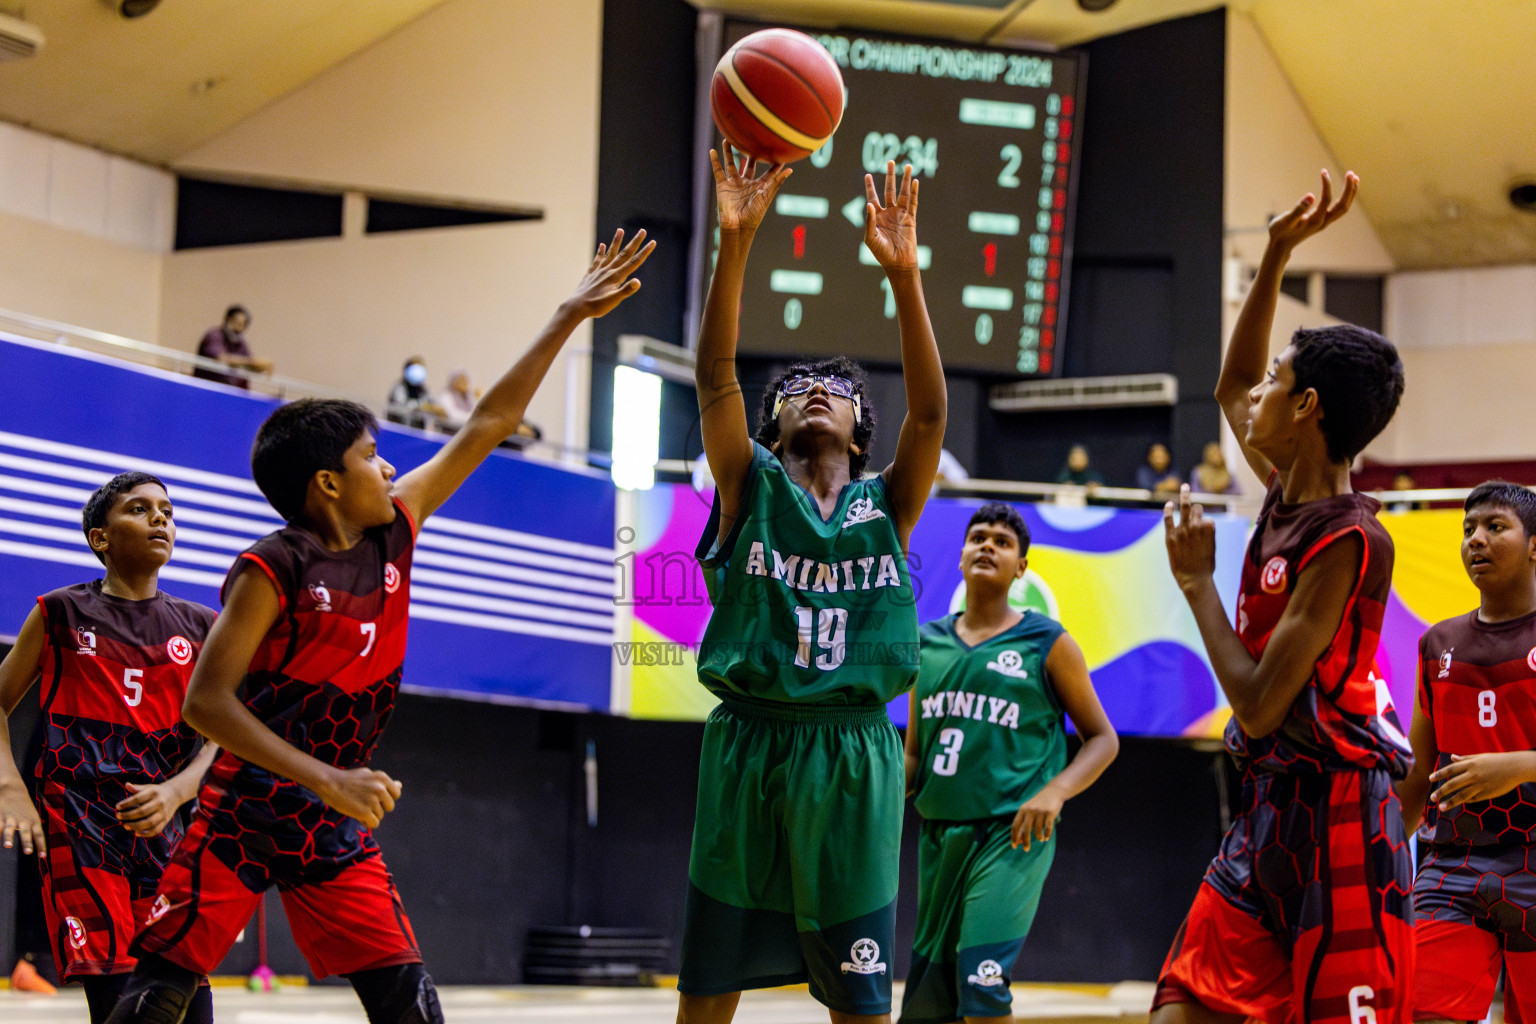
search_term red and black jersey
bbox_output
[1418,608,1536,846]
[1225,475,1412,777]
[35,581,214,790]
[200,498,414,877]
[33,580,215,873]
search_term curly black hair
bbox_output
[1288,325,1404,464]
[754,356,877,477]
[251,399,377,522]
[1465,481,1536,538]
[81,471,167,564]
[966,501,1031,555]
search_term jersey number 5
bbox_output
[933,727,964,776]
[794,607,847,670]
[122,668,143,708]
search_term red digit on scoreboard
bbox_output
[983,243,997,277]
[792,224,806,259]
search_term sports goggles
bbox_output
[773,374,861,419]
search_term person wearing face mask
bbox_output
[385,357,444,430]
[194,306,273,389]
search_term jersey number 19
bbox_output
[794,607,848,670]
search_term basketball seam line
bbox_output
[718,59,830,153]
[740,48,838,129]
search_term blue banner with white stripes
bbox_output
[0,334,616,711]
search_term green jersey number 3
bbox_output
[932,727,964,776]
[794,606,848,670]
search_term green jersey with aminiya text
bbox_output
[912,611,1067,821]
[695,442,920,707]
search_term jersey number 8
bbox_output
[794,607,847,670]
[1479,689,1497,727]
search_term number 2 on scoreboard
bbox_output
[998,144,1023,188]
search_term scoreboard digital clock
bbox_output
[697,21,1086,377]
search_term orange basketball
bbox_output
[711,28,845,165]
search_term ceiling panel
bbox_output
[0,0,451,165]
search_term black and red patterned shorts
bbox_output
[1415,842,1536,1022]
[1155,769,1414,1024]
[130,769,420,979]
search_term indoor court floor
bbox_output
[0,980,1161,1023]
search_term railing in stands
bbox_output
[6,305,1524,508]
[0,305,369,405]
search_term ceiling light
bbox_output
[102,0,162,19]
[1076,0,1120,10]
[1509,180,1536,213]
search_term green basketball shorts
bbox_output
[899,815,1056,1024]
[678,696,904,1016]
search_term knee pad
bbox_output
[349,963,443,1024]
[100,957,200,1024]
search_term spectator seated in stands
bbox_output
[1055,445,1105,489]
[1190,441,1241,495]
[194,305,273,389]
[386,356,445,430]
[1136,442,1183,499]
[1385,470,1424,512]
[435,369,477,431]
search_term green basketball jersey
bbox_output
[694,442,920,708]
[911,611,1068,821]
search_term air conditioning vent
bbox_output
[990,372,1178,411]
[617,334,695,386]
[0,12,45,62]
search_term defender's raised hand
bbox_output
[865,161,920,270]
[711,141,791,234]
[1164,485,1216,594]
[1268,169,1358,254]
[567,228,655,320]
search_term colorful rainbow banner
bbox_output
[624,484,1476,736]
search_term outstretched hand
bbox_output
[116,781,180,838]
[567,228,655,320]
[1268,169,1358,254]
[865,161,920,271]
[1164,484,1216,594]
[1011,786,1064,852]
[710,141,791,233]
[0,780,45,855]
[1430,751,1536,810]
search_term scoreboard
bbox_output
[701,21,1086,377]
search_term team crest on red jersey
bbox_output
[384,563,401,594]
[308,583,332,611]
[1528,646,1536,673]
[76,627,97,656]
[147,894,171,923]
[65,916,87,949]
[166,635,193,665]
[1260,556,1289,594]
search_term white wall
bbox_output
[0,122,173,340]
[1372,264,1536,462]
[1224,11,1392,274]
[160,0,605,454]
[1222,10,1398,493]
